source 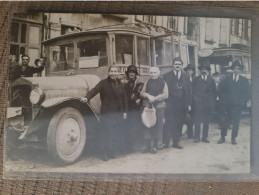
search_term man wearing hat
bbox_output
[192,63,217,143]
[184,64,196,138]
[163,57,191,149]
[217,61,249,145]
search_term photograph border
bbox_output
[1,1,259,182]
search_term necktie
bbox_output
[177,71,180,80]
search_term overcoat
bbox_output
[218,74,249,109]
[86,77,128,117]
[192,75,217,122]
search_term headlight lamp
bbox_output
[29,88,45,105]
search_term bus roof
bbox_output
[42,26,159,45]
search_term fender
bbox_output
[41,97,100,121]
[23,97,100,139]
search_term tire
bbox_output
[47,107,86,165]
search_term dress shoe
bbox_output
[157,143,166,149]
[202,139,210,143]
[150,147,157,154]
[172,144,183,149]
[231,138,237,145]
[217,137,225,144]
[193,139,200,143]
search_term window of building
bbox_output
[77,38,108,68]
[219,19,228,45]
[244,19,251,40]
[187,17,195,37]
[115,35,134,65]
[9,21,42,64]
[184,17,188,35]
[49,43,75,72]
[168,16,177,30]
[143,15,156,24]
[61,24,82,35]
[205,18,214,42]
[137,37,149,65]
[231,18,244,37]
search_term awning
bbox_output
[198,46,250,65]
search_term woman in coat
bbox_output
[81,66,128,161]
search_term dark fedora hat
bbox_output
[198,63,211,70]
[126,65,138,76]
[230,61,244,70]
[184,64,195,71]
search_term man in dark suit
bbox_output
[192,63,217,143]
[81,66,128,160]
[184,64,195,138]
[163,57,191,149]
[217,61,249,145]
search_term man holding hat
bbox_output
[184,64,196,138]
[192,63,217,143]
[218,61,249,145]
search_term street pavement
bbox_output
[4,117,250,175]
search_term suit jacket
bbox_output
[163,70,191,114]
[218,74,249,108]
[192,75,217,121]
[86,77,128,116]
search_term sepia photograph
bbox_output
[4,12,251,178]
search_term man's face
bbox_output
[186,69,194,77]
[109,67,119,80]
[128,71,136,80]
[233,67,241,75]
[150,67,160,79]
[22,57,30,66]
[173,60,183,71]
[200,68,209,76]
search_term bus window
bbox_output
[155,39,172,66]
[155,39,163,65]
[164,42,172,65]
[115,35,133,65]
[49,43,75,72]
[137,37,149,65]
[77,38,108,68]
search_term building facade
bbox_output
[198,17,251,79]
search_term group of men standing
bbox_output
[81,57,249,161]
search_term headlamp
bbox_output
[29,87,45,105]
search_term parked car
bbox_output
[6,27,178,165]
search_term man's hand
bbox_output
[123,113,127,120]
[80,97,88,103]
[188,105,191,112]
